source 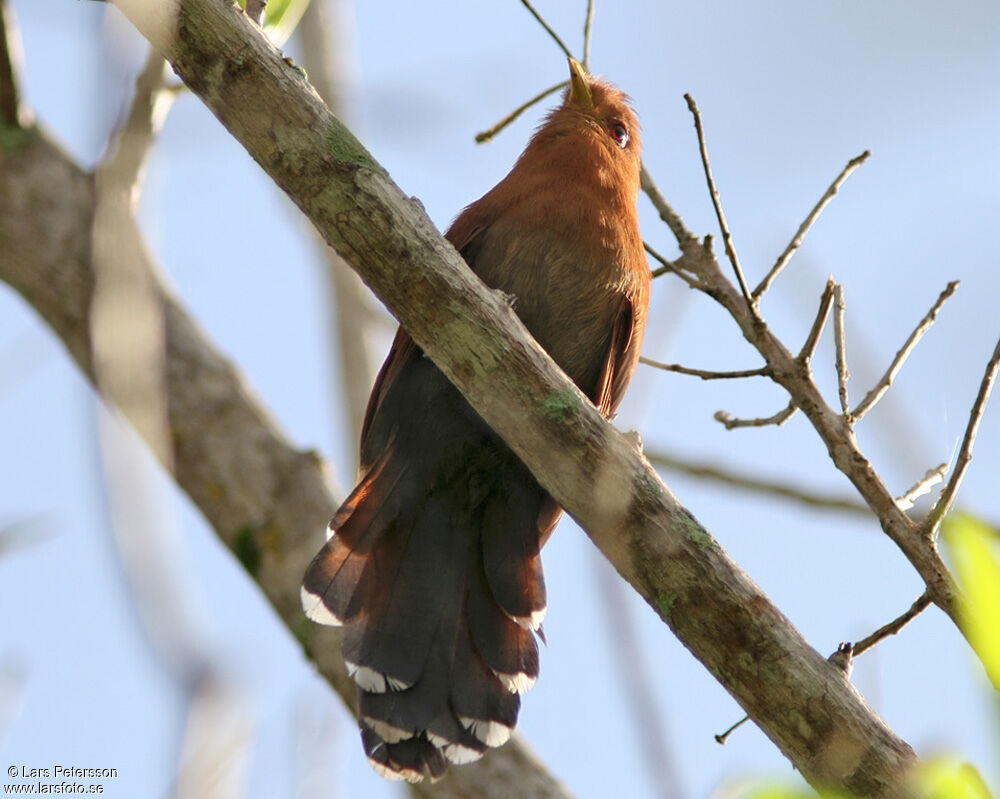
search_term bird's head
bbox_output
[521,58,641,206]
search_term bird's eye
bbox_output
[610,121,629,148]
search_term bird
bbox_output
[301,57,649,782]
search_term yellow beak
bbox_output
[567,57,595,110]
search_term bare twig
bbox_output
[475,80,567,144]
[582,0,595,69]
[640,357,769,381]
[640,163,697,247]
[684,93,754,310]
[644,241,698,286]
[896,463,948,511]
[923,335,1000,537]
[850,281,959,422]
[518,0,574,60]
[853,592,933,657]
[714,400,797,430]
[714,714,749,745]
[646,451,872,517]
[833,283,850,413]
[798,279,836,363]
[753,151,870,300]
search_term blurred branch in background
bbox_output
[591,553,685,799]
[645,449,871,518]
[90,41,252,799]
[292,695,343,799]
[0,655,27,746]
[0,517,47,746]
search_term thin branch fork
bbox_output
[923,335,1000,537]
[705,268,974,660]
[753,151,870,300]
[850,281,959,423]
[640,144,968,646]
[634,62,984,677]
[640,357,769,381]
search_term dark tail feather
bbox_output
[347,491,466,690]
[300,450,412,626]
[481,474,548,630]
[361,726,447,783]
[466,542,539,694]
[302,448,551,782]
[448,615,521,748]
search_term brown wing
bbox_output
[593,296,644,419]
[357,205,493,474]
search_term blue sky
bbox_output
[1,1,998,797]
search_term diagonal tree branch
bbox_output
[90,0,921,793]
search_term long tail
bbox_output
[301,443,552,782]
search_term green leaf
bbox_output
[943,513,1000,687]
[916,758,994,799]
